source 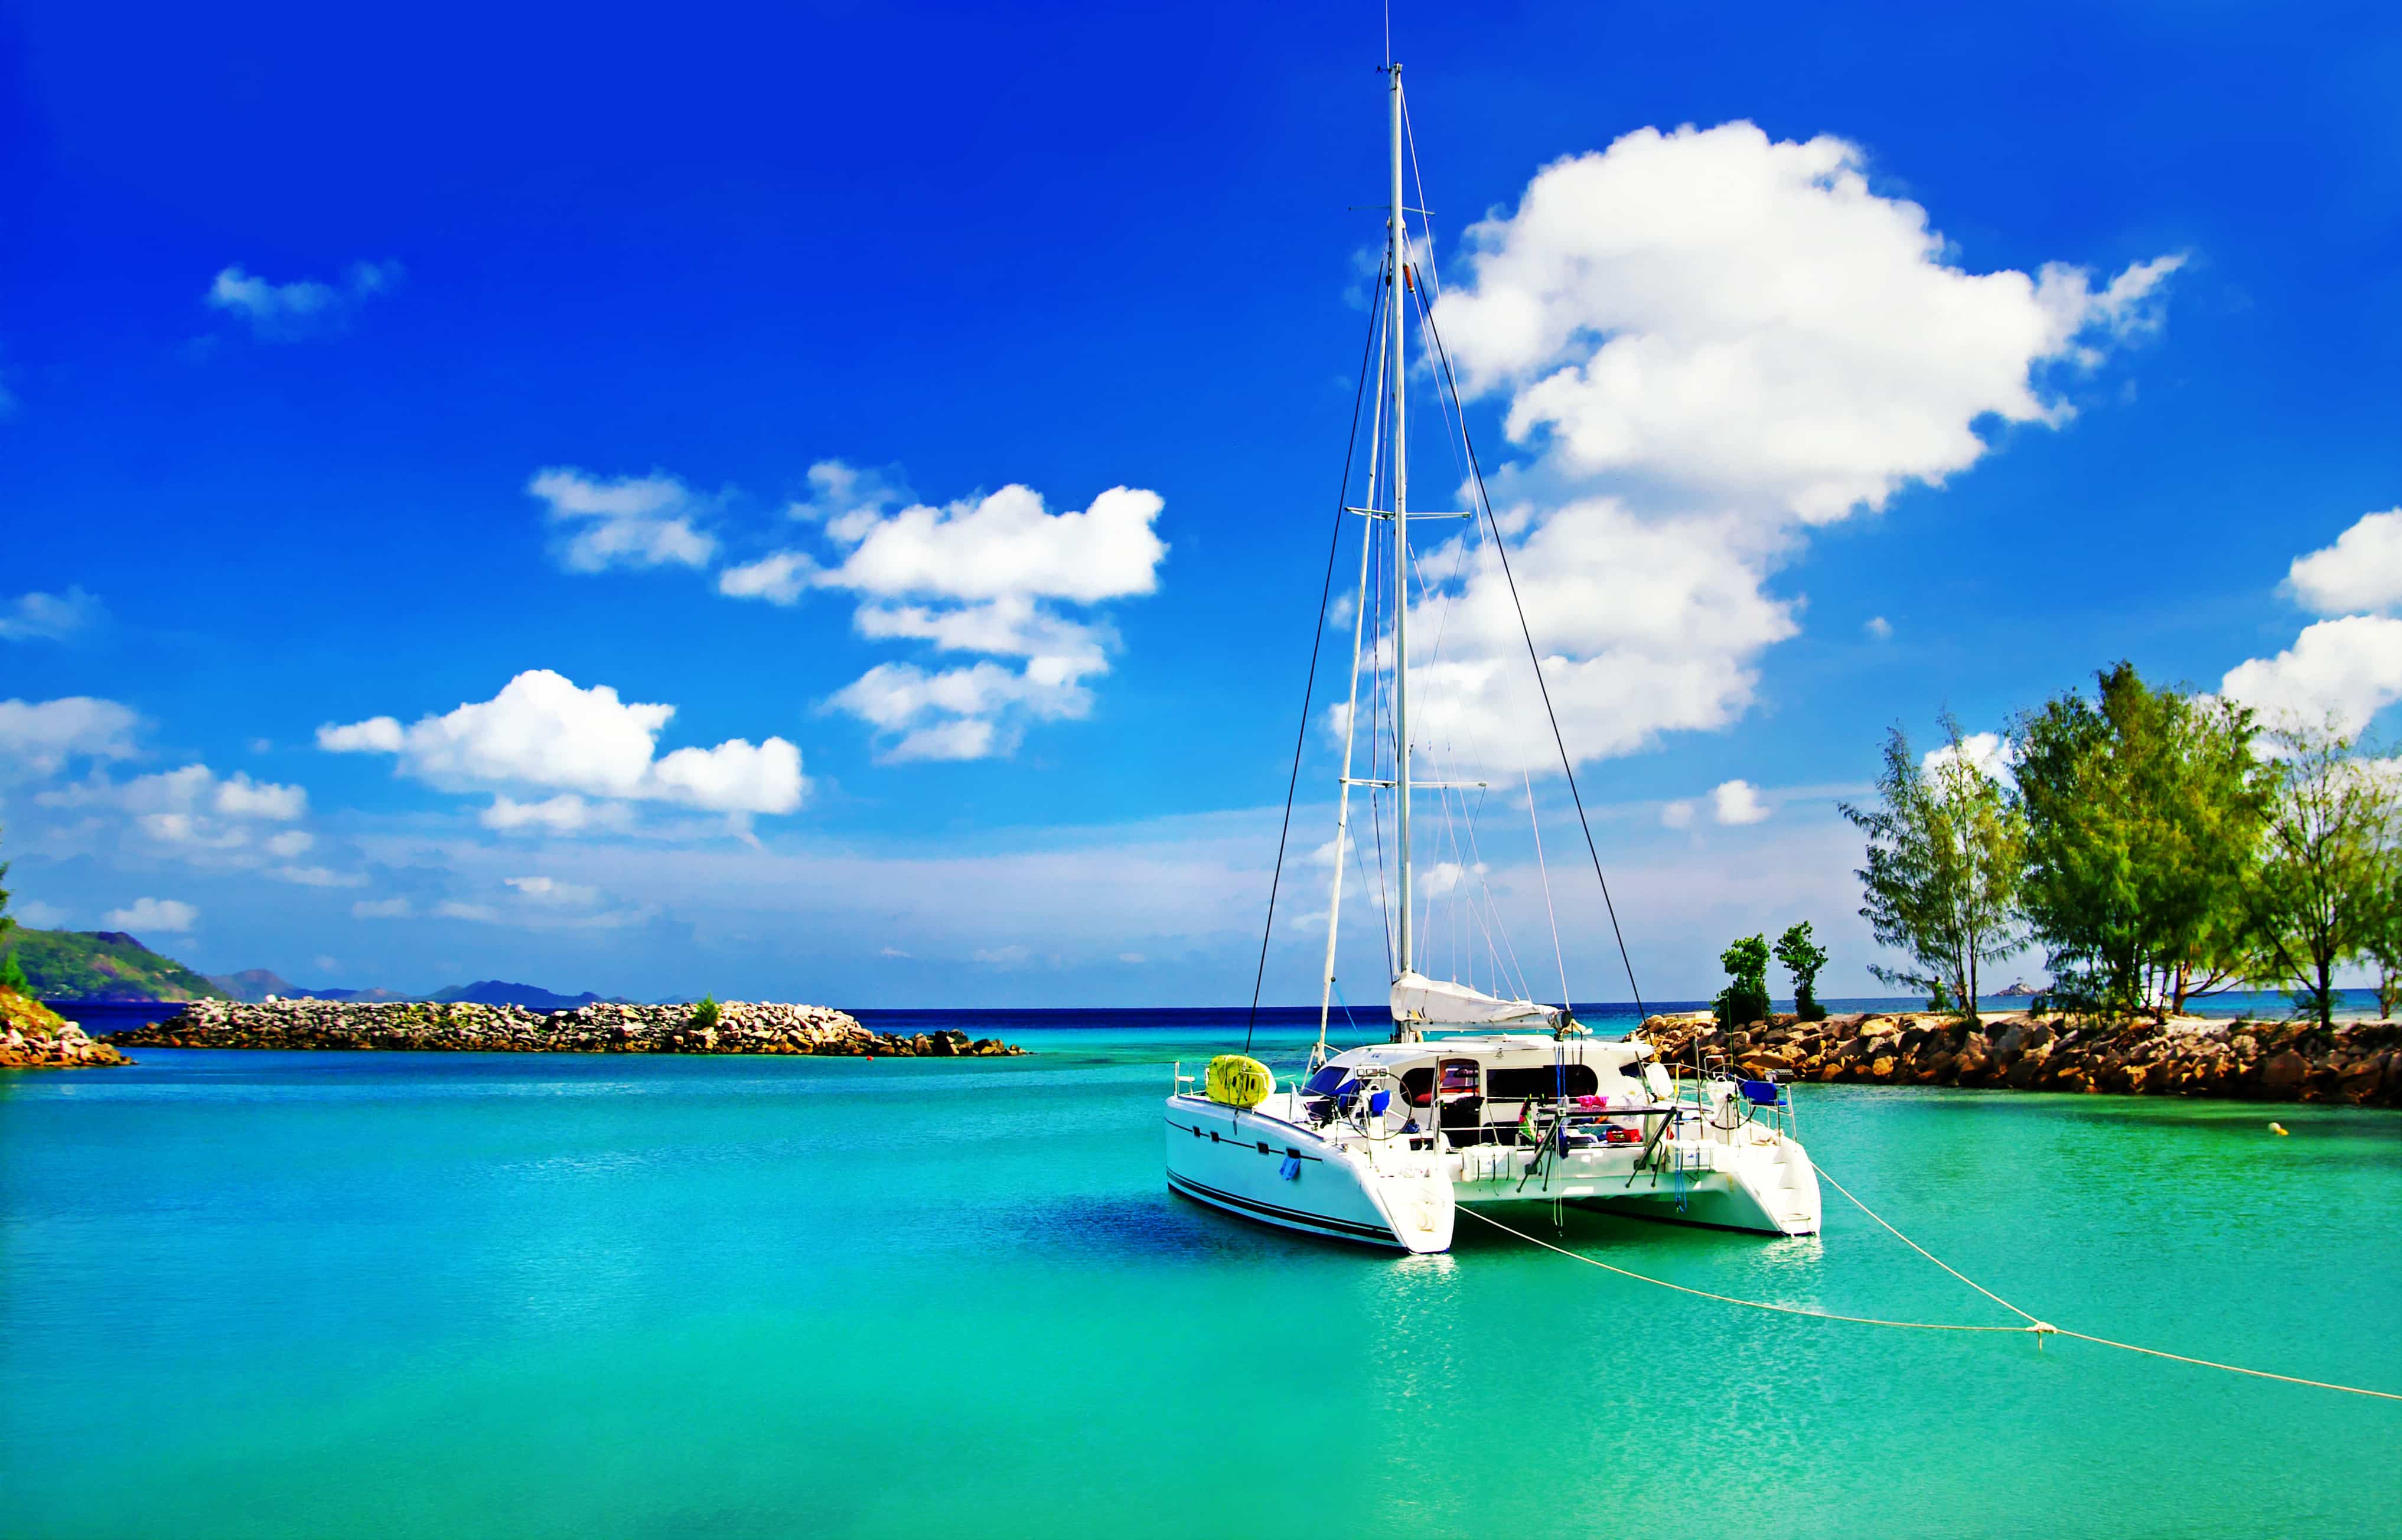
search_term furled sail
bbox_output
[1389,970,1562,1029]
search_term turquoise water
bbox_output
[4,1018,2398,1539]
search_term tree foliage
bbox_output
[1842,716,2024,1016]
[0,818,17,996]
[2012,663,2271,1014]
[1713,934,1771,1027]
[1774,921,1829,1021]
[2245,721,2401,1027]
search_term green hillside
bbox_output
[6,929,230,1002]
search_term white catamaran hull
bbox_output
[1166,1088,1818,1252]
[1165,1094,1455,1252]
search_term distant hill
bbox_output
[9,929,230,1003]
[207,968,298,1001]
[206,969,413,1003]
[428,979,631,1010]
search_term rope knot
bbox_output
[2026,1322,2058,1335]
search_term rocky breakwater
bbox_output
[1,989,133,1068]
[106,998,1027,1058]
[1635,1011,2402,1108]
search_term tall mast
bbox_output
[1387,61,1414,981]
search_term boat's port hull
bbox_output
[1163,1095,1453,1252]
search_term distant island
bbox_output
[15,928,635,1011]
[11,929,229,1001]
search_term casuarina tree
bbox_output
[1774,922,1829,1021]
[1843,715,2024,1017]
[2245,721,2401,1027]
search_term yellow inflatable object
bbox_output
[1206,1054,1275,1108]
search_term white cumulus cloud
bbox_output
[822,484,1166,603]
[1410,120,2179,769]
[2221,615,2402,734]
[103,896,196,934]
[2286,508,2402,617]
[318,668,805,820]
[704,464,1167,762]
[1711,779,1772,825]
[529,468,719,573]
[1923,732,2013,781]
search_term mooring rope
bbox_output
[1459,1172,2402,1402]
[1454,1208,2029,1335]
[1812,1165,2039,1324]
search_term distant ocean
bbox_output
[53,987,2393,1041]
[3,1007,2395,1539]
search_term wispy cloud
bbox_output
[0,586,105,642]
[527,468,719,573]
[103,896,197,934]
[206,260,402,340]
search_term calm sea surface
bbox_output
[4,1007,2398,1539]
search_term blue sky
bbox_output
[3,1,2397,1005]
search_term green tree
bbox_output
[1713,934,1771,1027]
[693,994,721,1031]
[2361,861,2402,1020]
[2245,722,2400,1027]
[2013,663,2271,1014]
[1842,716,2025,1017]
[0,818,18,996]
[1774,921,1829,1021]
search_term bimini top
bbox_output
[1389,970,1563,1030]
[1331,1036,1658,1072]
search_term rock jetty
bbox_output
[1,990,133,1069]
[1636,1012,2401,1107]
[106,998,1026,1058]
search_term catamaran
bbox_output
[1163,59,1821,1254]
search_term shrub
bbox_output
[693,994,721,1030]
[1713,934,1772,1027]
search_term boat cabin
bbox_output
[1303,1035,1671,1146]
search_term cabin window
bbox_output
[1486,1065,1599,1101]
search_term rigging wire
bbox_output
[1525,766,1572,1008]
[1243,271,1387,1055]
[1412,275,1648,1019]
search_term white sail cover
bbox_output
[1389,970,1562,1029]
